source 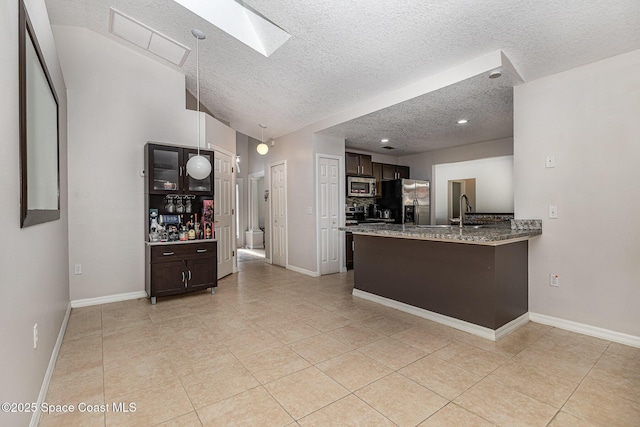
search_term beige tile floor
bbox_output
[39,255,640,426]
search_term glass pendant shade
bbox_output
[186,155,212,180]
[256,142,269,155]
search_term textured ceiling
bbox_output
[45,0,640,154]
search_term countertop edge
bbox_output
[146,239,217,246]
[349,231,537,246]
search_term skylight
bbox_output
[172,0,291,57]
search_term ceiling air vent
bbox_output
[382,146,395,150]
[109,8,191,67]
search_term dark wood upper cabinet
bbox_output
[372,162,383,197]
[346,152,373,176]
[382,163,410,180]
[373,162,410,198]
[396,165,410,179]
[146,143,213,195]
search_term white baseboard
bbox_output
[71,291,148,308]
[30,303,71,427]
[529,312,640,348]
[353,289,529,341]
[286,264,320,277]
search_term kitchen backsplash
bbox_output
[345,197,375,210]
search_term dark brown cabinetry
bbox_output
[372,162,410,198]
[146,241,218,304]
[146,143,214,195]
[144,142,217,304]
[346,232,354,270]
[372,162,383,199]
[346,152,373,176]
[382,164,410,180]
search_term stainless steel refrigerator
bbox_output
[381,179,430,225]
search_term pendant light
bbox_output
[186,29,212,180]
[257,124,269,155]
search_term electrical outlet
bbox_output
[548,205,558,218]
[549,274,560,287]
[74,264,82,275]
[33,323,38,349]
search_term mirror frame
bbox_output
[19,0,61,228]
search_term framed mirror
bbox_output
[19,0,60,228]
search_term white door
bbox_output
[318,156,341,275]
[270,162,287,267]
[214,151,234,278]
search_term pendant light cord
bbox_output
[196,35,201,156]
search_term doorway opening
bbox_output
[448,178,476,221]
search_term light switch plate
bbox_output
[549,274,559,287]
[548,205,558,218]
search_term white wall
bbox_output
[0,0,69,425]
[400,137,513,182]
[204,113,236,154]
[514,49,640,337]
[434,156,514,224]
[53,25,202,301]
[235,133,249,247]
[262,127,316,271]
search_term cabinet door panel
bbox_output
[151,260,186,296]
[187,257,217,291]
[346,232,354,270]
[148,145,182,194]
[382,164,396,180]
[397,166,410,179]
[372,162,383,198]
[185,149,214,194]
[345,152,359,175]
[359,155,373,176]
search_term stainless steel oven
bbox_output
[347,176,376,197]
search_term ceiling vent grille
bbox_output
[109,8,191,67]
[382,146,395,150]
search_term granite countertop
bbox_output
[146,239,217,246]
[340,219,542,246]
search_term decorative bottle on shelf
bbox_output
[185,197,192,213]
[188,216,196,240]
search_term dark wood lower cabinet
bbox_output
[346,232,354,270]
[146,241,218,304]
[353,234,528,330]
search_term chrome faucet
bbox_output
[459,194,472,228]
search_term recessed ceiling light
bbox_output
[381,138,389,143]
[457,119,468,125]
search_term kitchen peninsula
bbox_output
[344,221,542,340]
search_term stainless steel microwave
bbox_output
[347,176,376,197]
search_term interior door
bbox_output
[318,156,340,275]
[270,162,287,267]
[214,151,234,278]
